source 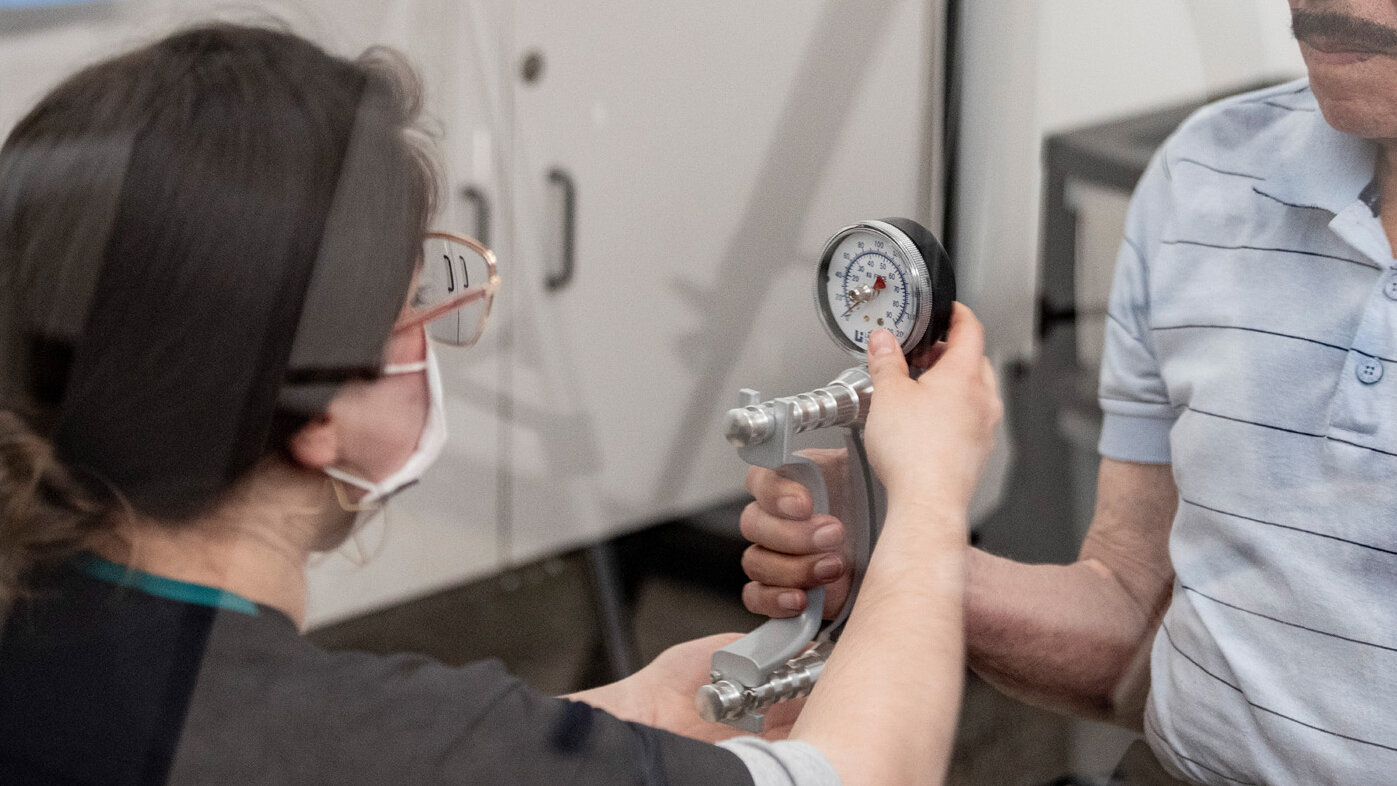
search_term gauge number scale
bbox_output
[823,233,917,349]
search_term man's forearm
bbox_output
[962,459,1176,728]
[964,547,1159,727]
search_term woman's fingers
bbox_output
[938,302,987,369]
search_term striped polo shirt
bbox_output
[1099,79,1397,785]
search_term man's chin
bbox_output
[1315,95,1397,140]
[1308,68,1397,139]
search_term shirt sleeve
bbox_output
[172,614,763,786]
[1098,146,1178,465]
[717,738,842,786]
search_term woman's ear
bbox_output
[287,415,338,470]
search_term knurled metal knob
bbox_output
[696,679,747,723]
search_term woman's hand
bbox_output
[783,304,997,785]
[565,633,802,743]
[862,302,1001,516]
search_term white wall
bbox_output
[956,0,1305,361]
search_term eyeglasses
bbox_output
[394,231,500,348]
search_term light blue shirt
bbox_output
[1100,79,1397,785]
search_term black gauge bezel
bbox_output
[814,218,955,360]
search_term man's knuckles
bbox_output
[742,582,805,618]
[740,544,843,587]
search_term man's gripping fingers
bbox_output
[739,502,845,555]
[743,581,808,618]
[744,465,815,520]
[741,544,845,588]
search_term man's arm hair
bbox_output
[964,457,1176,729]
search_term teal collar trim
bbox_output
[76,553,259,616]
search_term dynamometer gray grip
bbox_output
[710,455,828,687]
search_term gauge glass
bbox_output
[821,228,919,351]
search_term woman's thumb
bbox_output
[866,330,908,385]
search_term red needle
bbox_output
[873,276,886,290]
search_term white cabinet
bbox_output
[307,0,946,625]
[501,0,946,565]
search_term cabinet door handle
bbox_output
[545,167,576,292]
[460,185,491,247]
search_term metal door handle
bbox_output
[546,168,576,291]
[460,185,491,247]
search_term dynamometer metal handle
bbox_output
[697,367,881,733]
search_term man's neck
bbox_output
[1376,142,1397,254]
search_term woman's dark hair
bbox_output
[0,23,440,603]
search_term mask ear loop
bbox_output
[329,476,379,512]
[319,330,439,569]
[323,477,390,568]
[347,506,389,567]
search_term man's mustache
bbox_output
[1293,10,1397,55]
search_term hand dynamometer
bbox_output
[695,218,956,732]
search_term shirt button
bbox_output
[1357,356,1384,384]
[1385,274,1397,301]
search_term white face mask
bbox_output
[323,341,449,508]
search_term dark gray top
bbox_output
[0,558,758,786]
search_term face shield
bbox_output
[0,33,433,520]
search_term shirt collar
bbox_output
[74,551,260,616]
[1251,86,1379,217]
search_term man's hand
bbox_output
[739,449,855,619]
[566,633,803,743]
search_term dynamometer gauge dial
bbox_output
[815,218,955,359]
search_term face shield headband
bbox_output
[25,68,422,520]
